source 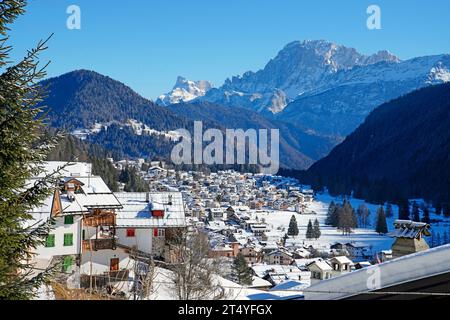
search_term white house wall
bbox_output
[116,228,153,254]
[34,216,82,259]
[80,249,130,275]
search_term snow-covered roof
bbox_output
[249,276,272,288]
[307,259,332,271]
[270,280,309,292]
[115,192,186,228]
[35,161,92,178]
[330,256,354,265]
[388,220,431,239]
[303,244,450,300]
[77,176,112,194]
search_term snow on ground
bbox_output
[255,193,395,254]
[147,267,267,300]
[255,192,450,254]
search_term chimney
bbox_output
[390,220,431,258]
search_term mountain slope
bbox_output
[39,69,191,131]
[276,54,450,137]
[168,101,338,169]
[195,40,449,139]
[302,83,450,203]
[39,70,319,169]
[198,40,399,114]
[38,70,192,160]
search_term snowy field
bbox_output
[254,192,450,254]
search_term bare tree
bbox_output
[137,258,160,300]
[170,230,225,300]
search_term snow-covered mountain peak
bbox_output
[156,76,214,106]
[199,40,401,113]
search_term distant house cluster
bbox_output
[29,161,434,298]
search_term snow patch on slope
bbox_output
[71,119,182,141]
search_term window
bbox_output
[63,256,73,273]
[64,215,74,225]
[63,233,73,246]
[154,228,165,237]
[45,234,55,247]
[126,229,136,237]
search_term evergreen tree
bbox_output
[421,207,431,224]
[385,203,394,218]
[443,203,450,218]
[91,157,119,192]
[119,166,149,192]
[306,220,314,239]
[313,219,321,240]
[282,233,288,246]
[326,201,339,227]
[207,210,213,222]
[287,215,299,236]
[375,207,388,234]
[412,201,420,222]
[398,200,410,220]
[0,0,60,299]
[434,203,442,215]
[232,253,252,285]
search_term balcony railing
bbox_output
[82,238,115,251]
[83,213,116,227]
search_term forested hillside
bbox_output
[301,83,450,205]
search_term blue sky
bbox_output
[9,0,450,99]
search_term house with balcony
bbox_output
[29,162,125,285]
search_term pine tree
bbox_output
[306,220,314,239]
[385,203,394,218]
[398,200,410,220]
[412,201,420,222]
[443,203,450,218]
[0,0,60,299]
[375,207,388,234]
[232,253,252,285]
[287,215,299,236]
[434,203,442,215]
[326,201,339,227]
[421,207,431,224]
[313,219,321,240]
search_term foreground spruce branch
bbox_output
[0,0,64,299]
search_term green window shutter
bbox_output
[63,256,73,272]
[64,215,74,225]
[45,234,55,247]
[64,233,73,246]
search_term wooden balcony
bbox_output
[83,213,116,227]
[82,238,116,251]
